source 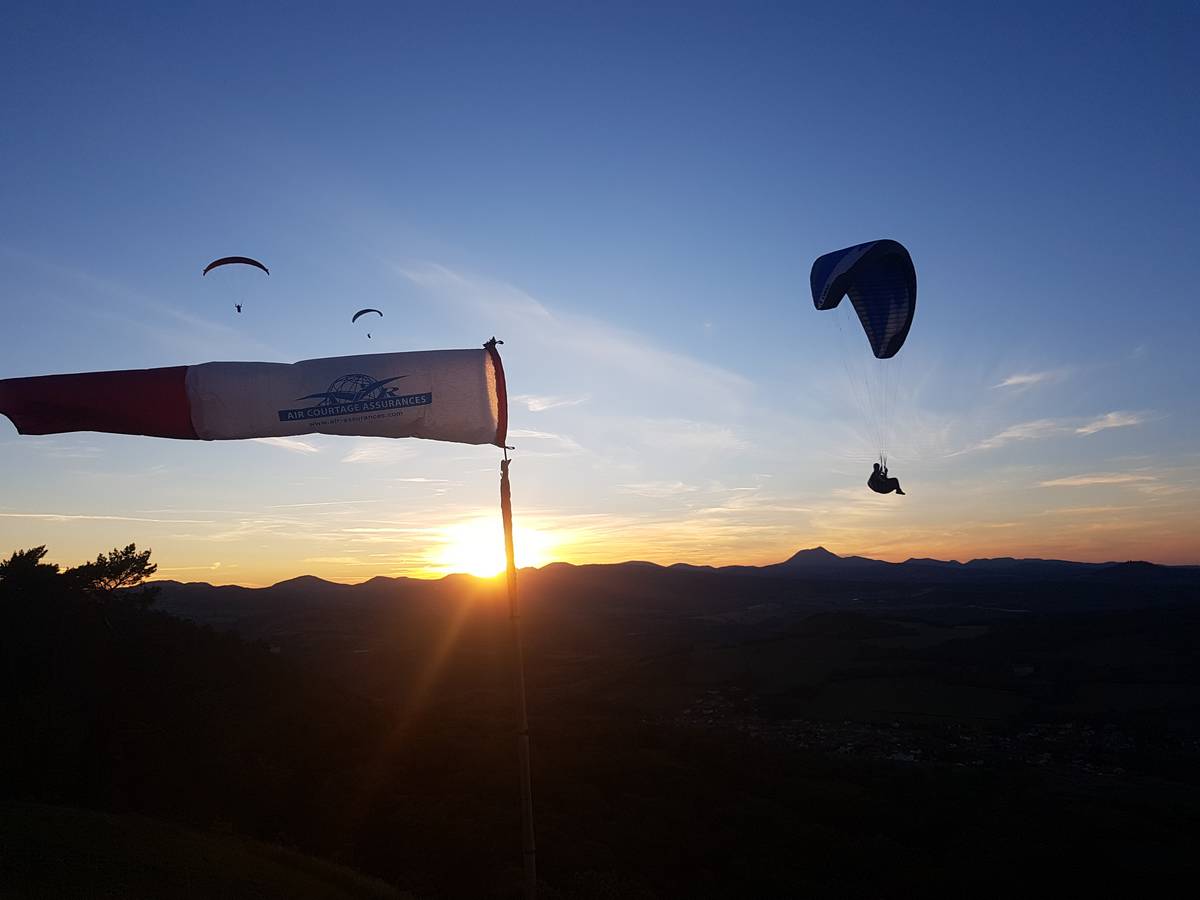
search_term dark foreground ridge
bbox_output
[1,802,404,899]
[6,546,1200,897]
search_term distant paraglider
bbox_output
[352,308,383,339]
[202,256,270,277]
[203,256,268,315]
[811,239,916,492]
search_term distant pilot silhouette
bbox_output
[868,462,905,495]
[235,303,242,314]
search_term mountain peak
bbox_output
[269,574,338,590]
[783,546,841,564]
[363,575,401,586]
[772,547,849,566]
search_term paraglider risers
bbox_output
[501,455,537,899]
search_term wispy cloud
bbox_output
[965,419,1065,453]
[1135,482,1195,498]
[507,428,583,454]
[1041,505,1138,516]
[616,481,699,498]
[21,438,105,460]
[1076,411,1145,436]
[340,441,417,464]
[514,394,588,412]
[0,512,212,524]
[396,263,751,410]
[339,526,430,535]
[992,370,1065,390]
[252,437,320,454]
[1040,473,1157,487]
[266,499,386,509]
[955,409,1149,455]
[158,562,224,573]
[635,418,748,453]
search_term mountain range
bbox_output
[149,548,1200,655]
[153,546,1198,598]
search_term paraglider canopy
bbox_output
[202,256,270,277]
[810,239,915,359]
[351,308,383,323]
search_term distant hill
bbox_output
[591,547,1181,585]
[151,547,1200,651]
[154,547,1192,602]
[782,546,879,568]
[769,546,893,575]
[759,547,1187,582]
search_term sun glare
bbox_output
[432,517,555,577]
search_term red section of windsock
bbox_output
[0,366,197,439]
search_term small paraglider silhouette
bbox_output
[203,257,270,277]
[352,308,383,339]
[204,257,268,315]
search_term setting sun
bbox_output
[430,517,555,578]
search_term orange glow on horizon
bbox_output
[152,518,1199,587]
[428,517,556,578]
[36,486,1195,588]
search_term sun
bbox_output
[431,517,554,578]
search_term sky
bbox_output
[2,1,1198,584]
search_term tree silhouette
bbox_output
[0,546,60,597]
[66,543,159,607]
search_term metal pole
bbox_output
[500,455,537,899]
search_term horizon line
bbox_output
[148,547,1195,590]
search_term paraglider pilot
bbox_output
[868,462,905,495]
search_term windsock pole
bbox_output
[500,452,537,899]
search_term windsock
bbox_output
[0,346,507,447]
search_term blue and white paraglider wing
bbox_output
[810,239,916,359]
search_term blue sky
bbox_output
[2,2,1198,582]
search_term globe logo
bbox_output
[295,373,408,408]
